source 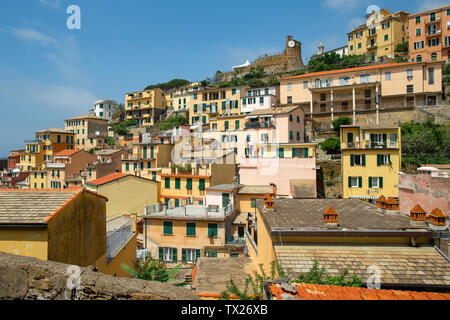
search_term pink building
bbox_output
[398,169,449,216]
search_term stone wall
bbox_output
[0,252,199,300]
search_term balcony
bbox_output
[426,29,442,37]
[367,43,377,49]
[424,17,441,25]
[245,121,275,129]
[226,235,246,245]
[144,205,226,220]
[46,163,66,169]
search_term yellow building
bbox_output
[0,188,107,267]
[86,173,158,219]
[189,86,248,125]
[340,124,402,201]
[29,170,47,190]
[20,129,75,173]
[64,115,109,151]
[347,9,409,62]
[125,88,166,126]
[121,141,174,181]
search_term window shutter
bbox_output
[371,134,375,146]
[388,154,391,164]
[172,248,177,262]
[182,249,186,262]
[292,148,297,158]
[350,155,355,166]
[159,247,163,260]
[348,132,353,143]
[362,154,366,166]
[348,177,352,188]
[304,148,309,158]
[382,134,387,145]
[196,249,201,259]
[377,155,381,166]
[380,177,383,189]
[358,177,363,188]
[369,177,373,188]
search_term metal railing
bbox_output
[106,215,134,263]
[226,236,246,245]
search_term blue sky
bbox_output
[0,0,447,156]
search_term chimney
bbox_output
[386,197,399,211]
[428,208,449,231]
[324,206,338,226]
[376,195,387,209]
[264,193,274,209]
[409,205,427,224]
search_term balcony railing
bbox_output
[245,121,274,129]
[226,236,246,245]
[106,215,135,263]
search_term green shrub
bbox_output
[321,138,340,154]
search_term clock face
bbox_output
[288,40,295,48]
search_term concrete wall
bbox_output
[398,173,449,215]
[0,251,199,300]
[0,228,48,261]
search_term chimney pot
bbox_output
[324,205,338,225]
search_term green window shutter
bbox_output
[348,132,353,143]
[304,148,309,158]
[159,248,164,260]
[182,249,187,262]
[172,248,177,262]
[175,199,180,207]
[150,146,154,159]
[279,148,284,158]
[362,154,366,166]
[222,101,226,110]
[348,177,352,188]
[369,177,373,188]
[165,178,170,189]
[382,134,387,145]
[225,121,229,130]
[175,178,181,189]
[290,131,294,139]
[388,154,391,164]
[350,155,355,166]
[186,223,196,236]
[358,177,363,188]
[251,198,257,208]
[235,120,239,130]
[292,148,297,158]
[377,155,381,166]
[208,224,218,237]
[147,162,151,169]
[199,179,205,191]
[163,222,173,235]
[380,177,384,189]
[196,249,201,259]
[371,134,375,146]
[194,104,198,112]
[186,178,192,190]
[289,115,293,122]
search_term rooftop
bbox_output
[257,199,428,233]
[35,128,74,134]
[65,114,108,121]
[269,281,450,300]
[0,188,107,225]
[341,124,400,130]
[54,149,81,157]
[238,185,274,195]
[95,149,123,156]
[280,61,444,81]
[86,173,130,186]
[274,245,450,288]
[206,184,237,192]
[144,205,226,221]
[247,105,301,117]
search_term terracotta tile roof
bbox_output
[430,208,448,218]
[411,205,426,214]
[274,245,450,288]
[238,185,274,195]
[86,173,131,186]
[35,128,74,134]
[0,188,106,224]
[54,149,81,157]
[280,61,444,81]
[65,114,108,121]
[269,282,450,300]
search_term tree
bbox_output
[307,53,367,73]
[144,79,191,91]
[332,116,353,135]
[111,103,125,123]
[156,115,187,131]
[320,138,340,154]
[121,253,181,283]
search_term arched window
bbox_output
[431,53,437,61]
[416,55,422,62]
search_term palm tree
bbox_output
[111,103,125,123]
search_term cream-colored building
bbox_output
[65,115,109,151]
[125,88,166,126]
[347,9,409,62]
[86,173,158,219]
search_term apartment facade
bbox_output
[408,5,450,63]
[125,88,166,126]
[279,61,444,122]
[20,129,75,172]
[93,100,118,121]
[340,125,402,200]
[347,9,409,62]
[65,115,109,151]
[240,86,279,114]
[188,86,248,125]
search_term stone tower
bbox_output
[284,35,305,72]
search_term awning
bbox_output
[350,195,379,200]
[245,116,258,119]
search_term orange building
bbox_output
[408,5,450,63]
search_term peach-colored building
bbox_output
[408,5,450,63]
[46,149,97,189]
[279,61,444,122]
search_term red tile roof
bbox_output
[324,206,337,214]
[411,205,426,214]
[280,61,445,81]
[270,283,450,300]
[86,173,130,186]
[430,208,448,218]
[54,149,81,157]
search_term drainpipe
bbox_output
[376,84,379,125]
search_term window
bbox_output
[287,96,293,104]
[428,38,439,47]
[371,133,387,147]
[251,198,257,208]
[365,90,371,98]
[125,163,129,171]
[385,71,391,80]
[348,34,354,41]
[384,35,389,41]
[339,77,350,86]
[224,121,229,131]
[358,43,362,49]
[163,222,173,235]
[165,177,170,189]
[297,132,301,141]
[360,74,370,83]
[186,223,196,236]
[175,178,180,189]
[348,177,362,188]
[350,45,354,51]
[369,177,383,189]
[417,55,422,62]
[377,154,391,166]
[182,249,199,262]
[382,22,390,29]
[431,53,437,61]
[199,179,205,191]
[320,93,326,101]
[278,148,284,158]
[287,82,292,91]
[303,81,308,89]
[297,116,300,123]
[235,120,240,130]
[208,224,218,237]
[289,131,294,140]
[407,85,414,94]
[389,134,397,148]
[428,67,435,85]
[414,41,424,50]
[350,154,366,166]
[416,28,421,36]
[415,16,421,24]
[430,12,436,22]
[160,247,176,262]
[446,36,450,47]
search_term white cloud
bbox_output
[32,85,97,112]
[39,0,60,10]
[417,0,449,11]
[11,28,58,47]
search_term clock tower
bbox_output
[284,35,305,72]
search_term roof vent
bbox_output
[386,197,399,211]
[428,208,449,231]
[376,195,387,209]
[264,193,274,209]
[410,205,427,223]
[324,206,338,225]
